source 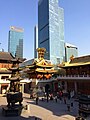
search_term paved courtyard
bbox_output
[0,93,86,120]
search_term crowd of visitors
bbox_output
[29,87,75,112]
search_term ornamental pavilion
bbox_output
[24,48,56,92]
[57,55,90,95]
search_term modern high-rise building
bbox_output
[65,43,78,62]
[38,0,65,64]
[8,26,24,58]
[34,25,38,58]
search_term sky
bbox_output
[0,0,90,60]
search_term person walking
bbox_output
[55,95,57,103]
[59,91,63,102]
[64,97,66,104]
[36,96,39,105]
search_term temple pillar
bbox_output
[74,81,77,94]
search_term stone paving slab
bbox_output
[0,93,89,120]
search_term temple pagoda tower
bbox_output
[26,48,56,80]
[2,58,23,116]
[25,48,56,102]
[8,58,22,92]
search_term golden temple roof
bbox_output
[20,49,56,79]
[70,55,90,64]
[61,55,90,68]
[26,59,53,68]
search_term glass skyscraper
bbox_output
[65,43,78,62]
[8,26,24,58]
[38,0,65,64]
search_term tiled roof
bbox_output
[70,55,90,64]
[62,55,90,67]
[0,52,15,61]
[57,55,90,68]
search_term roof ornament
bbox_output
[37,48,46,60]
[70,55,74,61]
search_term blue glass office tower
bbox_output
[8,26,24,58]
[38,0,65,64]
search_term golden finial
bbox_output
[37,48,46,60]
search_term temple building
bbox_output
[20,48,57,93]
[0,51,26,94]
[0,52,14,94]
[26,48,56,79]
[57,55,90,95]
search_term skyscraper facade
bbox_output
[65,43,78,62]
[38,0,65,64]
[8,26,24,58]
[34,25,38,58]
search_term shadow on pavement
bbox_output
[27,98,78,117]
[0,106,42,120]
